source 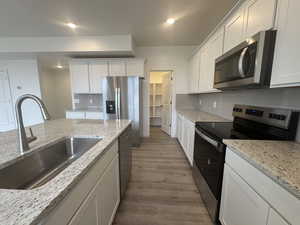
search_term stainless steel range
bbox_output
[192,105,299,224]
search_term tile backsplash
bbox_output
[74,94,103,110]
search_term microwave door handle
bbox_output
[238,47,248,78]
[196,129,218,148]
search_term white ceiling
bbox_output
[0,0,239,46]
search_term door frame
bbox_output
[148,70,174,136]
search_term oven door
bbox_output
[192,129,226,222]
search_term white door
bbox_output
[89,61,108,93]
[243,0,277,38]
[68,190,98,225]
[0,69,15,131]
[70,62,90,93]
[271,0,300,87]
[220,164,270,225]
[161,72,172,135]
[8,60,43,127]
[97,156,120,225]
[267,208,289,225]
[224,7,245,52]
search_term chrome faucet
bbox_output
[15,94,51,153]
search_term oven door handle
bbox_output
[238,47,248,78]
[196,129,219,148]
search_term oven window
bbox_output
[194,132,225,198]
[214,42,257,84]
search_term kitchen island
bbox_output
[0,119,131,225]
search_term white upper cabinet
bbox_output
[243,0,277,38]
[70,61,90,94]
[126,59,145,77]
[189,50,201,93]
[198,45,209,92]
[109,60,126,76]
[271,0,300,87]
[89,61,108,93]
[224,7,245,53]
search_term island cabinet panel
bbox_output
[219,164,270,225]
[43,141,119,225]
[70,62,90,94]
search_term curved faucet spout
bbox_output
[15,94,51,153]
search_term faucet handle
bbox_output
[27,128,37,143]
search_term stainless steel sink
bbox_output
[0,136,101,190]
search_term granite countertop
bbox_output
[0,119,131,225]
[176,109,230,123]
[224,139,300,199]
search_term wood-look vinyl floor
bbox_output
[113,127,213,225]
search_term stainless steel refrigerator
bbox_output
[103,76,143,147]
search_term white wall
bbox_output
[39,67,72,119]
[135,46,196,137]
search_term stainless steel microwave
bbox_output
[214,30,277,90]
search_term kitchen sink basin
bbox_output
[0,136,101,190]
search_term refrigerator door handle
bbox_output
[115,87,119,119]
[117,87,121,119]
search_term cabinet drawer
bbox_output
[85,112,104,120]
[226,148,300,224]
[66,111,85,119]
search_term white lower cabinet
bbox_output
[176,113,195,166]
[66,111,86,119]
[219,164,269,225]
[220,148,299,225]
[44,141,120,225]
[66,111,104,120]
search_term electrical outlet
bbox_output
[199,99,202,105]
[213,101,217,109]
[89,98,93,104]
[74,99,80,104]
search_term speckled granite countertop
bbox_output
[224,140,300,199]
[0,119,131,225]
[176,109,230,123]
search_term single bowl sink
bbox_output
[0,136,101,190]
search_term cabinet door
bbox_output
[244,0,277,38]
[206,29,224,92]
[109,61,126,76]
[89,61,108,93]
[189,50,201,93]
[186,120,195,166]
[176,114,182,141]
[68,190,98,225]
[97,156,120,225]
[70,62,90,93]
[126,59,144,77]
[224,7,245,52]
[198,45,209,92]
[267,208,289,225]
[271,0,300,87]
[220,164,270,225]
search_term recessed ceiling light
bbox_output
[56,65,63,69]
[66,23,77,29]
[166,18,176,25]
